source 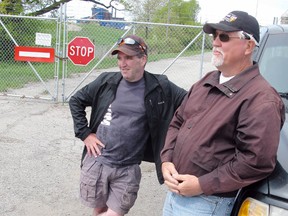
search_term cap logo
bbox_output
[222,13,237,23]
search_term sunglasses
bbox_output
[212,32,251,42]
[117,37,147,55]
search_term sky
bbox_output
[66,0,288,26]
[197,0,288,25]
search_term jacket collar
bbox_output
[143,71,161,94]
[205,63,260,98]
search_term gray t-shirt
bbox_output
[96,77,149,167]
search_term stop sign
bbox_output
[67,37,95,66]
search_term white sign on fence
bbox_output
[35,33,52,46]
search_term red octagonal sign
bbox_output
[67,37,95,66]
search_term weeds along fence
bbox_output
[0,12,214,102]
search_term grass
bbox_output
[0,62,48,92]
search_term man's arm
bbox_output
[199,99,284,195]
[69,72,109,141]
[69,84,94,141]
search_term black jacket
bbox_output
[69,71,187,183]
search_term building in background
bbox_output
[91,7,126,29]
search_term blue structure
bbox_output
[91,7,125,29]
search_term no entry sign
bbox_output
[14,46,55,63]
[67,37,95,66]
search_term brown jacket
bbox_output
[161,64,285,197]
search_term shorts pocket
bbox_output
[121,185,139,210]
[80,162,102,201]
[80,174,97,200]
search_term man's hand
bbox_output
[172,173,203,196]
[162,162,180,193]
[162,162,203,196]
[83,134,105,157]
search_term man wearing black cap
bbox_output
[69,35,187,216]
[161,11,285,216]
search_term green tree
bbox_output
[127,0,167,22]
[153,0,200,25]
[124,0,168,22]
[0,0,23,15]
[124,0,200,24]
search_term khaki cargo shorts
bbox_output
[80,155,141,215]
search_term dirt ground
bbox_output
[0,54,214,216]
[0,97,168,216]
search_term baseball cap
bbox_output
[203,11,260,43]
[111,35,148,56]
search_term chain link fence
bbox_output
[0,10,214,102]
[0,14,60,100]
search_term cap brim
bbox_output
[203,23,241,34]
[111,45,139,56]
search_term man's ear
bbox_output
[141,55,148,66]
[245,40,256,55]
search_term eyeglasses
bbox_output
[212,31,259,46]
[212,30,254,42]
[212,31,258,46]
[117,37,147,55]
[212,32,245,42]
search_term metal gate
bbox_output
[0,14,61,101]
[0,4,212,103]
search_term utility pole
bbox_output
[166,0,171,37]
[255,0,259,18]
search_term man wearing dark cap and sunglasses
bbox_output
[69,34,187,216]
[161,11,285,216]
